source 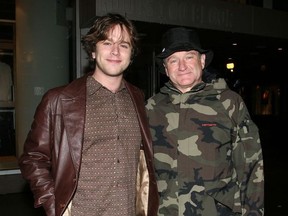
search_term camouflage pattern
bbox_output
[145,78,264,216]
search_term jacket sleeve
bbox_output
[232,100,264,216]
[18,91,56,216]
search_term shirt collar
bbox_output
[87,75,126,95]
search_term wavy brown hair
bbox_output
[81,13,139,63]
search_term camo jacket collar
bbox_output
[160,78,228,105]
[160,81,206,104]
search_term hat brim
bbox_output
[156,46,214,73]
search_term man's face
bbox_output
[93,24,132,77]
[164,50,206,93]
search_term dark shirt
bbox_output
[72,76,141,216]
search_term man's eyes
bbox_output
[120,44,129,49]
[168,55,195,63]
[102,41,130,49]
[103,41,112,45]
[186,55,194,59]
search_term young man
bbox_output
[19,13,158,216]
[146,27,264,215]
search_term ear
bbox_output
[201,54,206,69]
[164,63,169,76]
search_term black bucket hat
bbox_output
[156,27,213,70]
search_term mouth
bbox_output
[107,59,121,64]
[178,71,192,76]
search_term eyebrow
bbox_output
[106,37,131,46]
[187,50,199,54]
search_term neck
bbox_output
[92,72,123,93]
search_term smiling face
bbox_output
[92,24,132,79]
[164,50,206,93]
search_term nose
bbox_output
[111,44,119,55]
[178,59,187,71]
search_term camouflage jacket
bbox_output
[145,78,264,216]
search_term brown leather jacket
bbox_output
[18,73,159,216]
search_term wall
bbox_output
[79,0,288,39]
[15,0,70,156]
